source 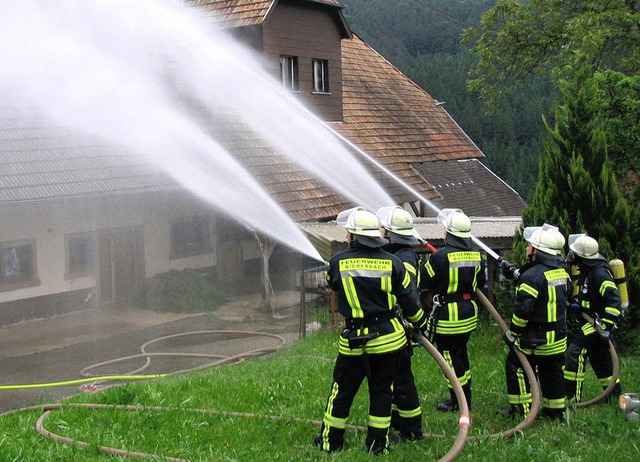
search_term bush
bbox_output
[145,269,226,313]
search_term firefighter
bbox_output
[564,234,622,403]
[422,208,485,412]
[314,207,428,454]
[377,206,424,441]
[501,225,569,420]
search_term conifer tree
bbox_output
[521,59,631,261]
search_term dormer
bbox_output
[187,0,352,122]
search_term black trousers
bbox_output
[317,350,400,453]
[506,349,565,417]
[391,344,422,436]
[434,332,472,402]
[565,330,619,401]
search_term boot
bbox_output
[436,394,459,412]
[496,404,523,419]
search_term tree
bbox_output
[466,0,640,108]
[523,60,631,260]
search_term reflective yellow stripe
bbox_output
[341,277,364,318]
[542,397,565,409]
[512,314,527,328]
[425,261,435,278]
[398,407,422,418]
[448,266,458,293]
[368,414,391,429]
[600,280,616,296]
[518,283,538,298]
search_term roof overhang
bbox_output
[299,216,523,261]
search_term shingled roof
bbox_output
[414,159,526,217]
[0,106,176,203]
[0,104,352,222]
[331,34,485,204]
[187,0,346,30]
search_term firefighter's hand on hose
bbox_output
[503,330,518,348]
[598,326,612,344]
[499,259,518,280]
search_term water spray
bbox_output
[327,126,503,259]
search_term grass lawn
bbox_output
[0,315,637,461]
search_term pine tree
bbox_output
[522,59,631,261]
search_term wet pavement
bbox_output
[0,292,303,414]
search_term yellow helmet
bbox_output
[336,206,386,247]
[376,206,421,245]
[437,208,471,238]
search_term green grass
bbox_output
[0,317,638,461]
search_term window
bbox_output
[0,239,38,290]
[280,55,299,91]
[170,215,211,259]
[66,233,94,278]
[312,58,329,93]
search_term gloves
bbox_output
[570,302,581,314]
[598,327,611,344]
[503,330,518,348]
[500,259,519,280]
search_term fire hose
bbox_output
[571,312,620,408]
[474,289,541,437]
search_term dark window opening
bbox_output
[170,215,212,259]
[66,233,94,278]
[0,240,38,290]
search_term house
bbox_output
[0,0,524,325]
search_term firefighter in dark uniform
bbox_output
[422,208,485,412]
[502,225,569,419]
[377,206,424,441]
[314,207,428,455]
[564,234,622,402]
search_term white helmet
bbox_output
[528,223,565,255]
[376,206,421,245]
[569,234,600,259]
[523,225,558,255]
[336,206,386,247]
[437,208,471,238]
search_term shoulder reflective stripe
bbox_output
[600,280,617,296]
[403,261,417,276]
[425,261,435,278]
[518,283,538,298]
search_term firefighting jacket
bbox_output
[382,243,421,289]
[511,252,569,356]
[575,256,622,334]
[326,240,428,356]
[421,235,485,335]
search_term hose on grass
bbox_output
[473,289,541,438]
